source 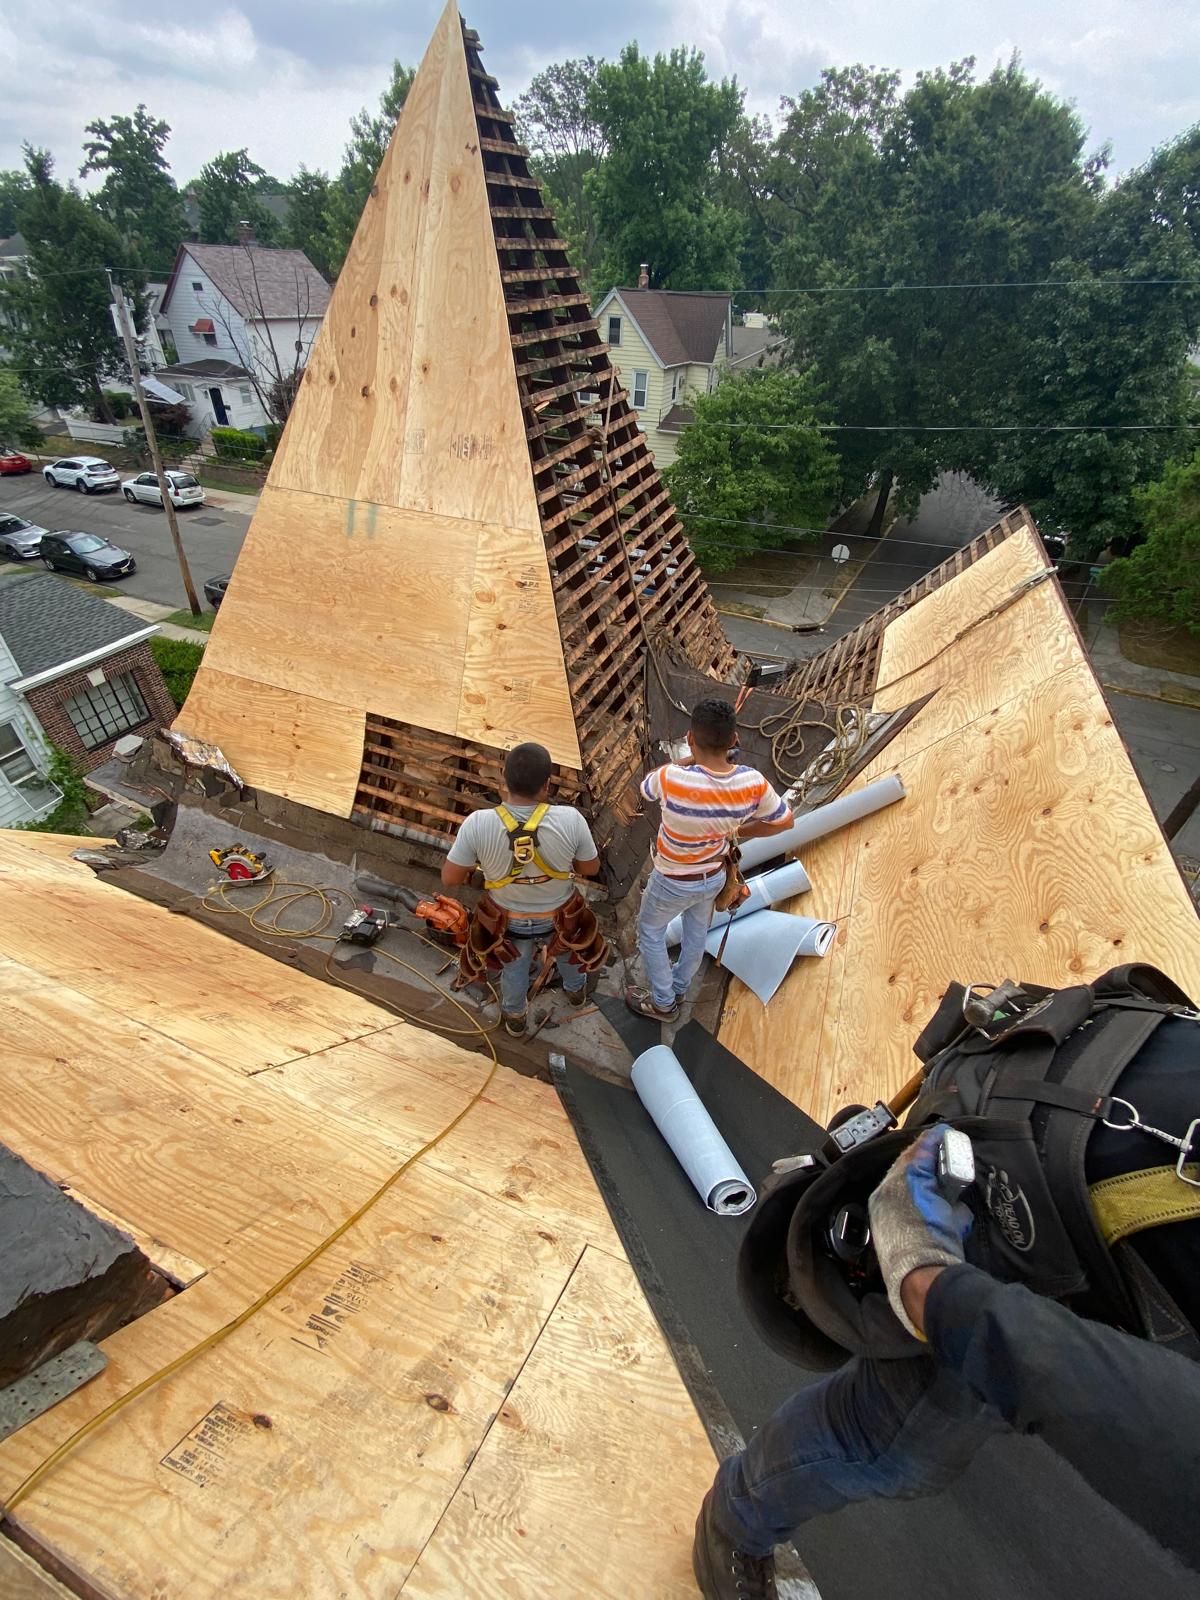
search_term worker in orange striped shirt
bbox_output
[627,698,794,1021]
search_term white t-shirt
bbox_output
[446,803,598,914]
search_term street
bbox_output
[0,471,253,608]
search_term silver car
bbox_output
[0,513,48,559]
[42,455,121,494]
[121,470,206,509]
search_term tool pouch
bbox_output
[547,890,610,975]
[713,844,749,915]
[458,893,517,982]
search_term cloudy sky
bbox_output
[1,0,1196,192]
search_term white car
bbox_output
[121,470,206,509]
[42,456,120,494]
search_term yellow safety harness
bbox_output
[483,803,573,891]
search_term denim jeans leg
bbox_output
[711,1356,1007,1558]
[554,950,586,997]
[672,877,723,998]
[498,916,553,1014]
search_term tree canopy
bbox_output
[80,104,186,271]
[193,149,281,245]
[515,58,607,288]
[666,369,840,571]
[1104,450,1200,634]
[587,45,745,292]
[324,61,415,275]
[0,368,41,447]
[285,167,334,281]
[0,169,31,238]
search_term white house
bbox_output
[592,276,732,465]
[154,243,331,438]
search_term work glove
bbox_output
[868,1126,973,1338]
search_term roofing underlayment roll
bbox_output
[705,910,836,1005]
[739,773,908,874]
[664,857,812,947]
[631,1045,757,1216]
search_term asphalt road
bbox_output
[1109,690,1200,860]
[0,471,253,608]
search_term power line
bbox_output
[695,419,1200,433]
[731,278,1200,295]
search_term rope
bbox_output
[749,701,875,799]
[2,879,502,1517]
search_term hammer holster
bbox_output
[458,893,517,983]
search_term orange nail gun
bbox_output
[395,886,470,947]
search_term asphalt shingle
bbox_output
[0,573,149,682]
[614,289,730,366]
[173,245,331,321]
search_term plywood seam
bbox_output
[246,1018,403,1074]
[875,658,1081,768]
[398,1239,590,1592]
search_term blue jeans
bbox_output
[712,1355,1006,1557]
[499,916,585,1015]
[637,868,726,1011]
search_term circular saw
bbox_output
[209,843,272,882]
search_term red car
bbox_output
[0,449,32,475]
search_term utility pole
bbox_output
[107,269,201,616]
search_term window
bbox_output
[178,383,194,402]
[191,281,203,291]
[202,332,218,347]
[0,722,36,784]
[607,314,622,346]
[671,371,681,401]
[239,386,254,405]
[63,673,151,751]
[632,370,649,409]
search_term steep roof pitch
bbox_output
[161,244,331,321]
[609,288,731,366]
[0,572,149,682]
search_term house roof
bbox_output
[730,323,785,368]
[0,571,152,683]
[0,232,27,259]
[658,403,695,432]
[155,358,253,380]
[606,288,730,366]
[161,244,330,321]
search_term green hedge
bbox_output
[210,425,265,460]
[150,637,205,710]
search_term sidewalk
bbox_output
[1083,610,1200,705]
[105,594,211,644]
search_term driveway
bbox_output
[0,472,253,607]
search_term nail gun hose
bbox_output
[2,944,499,1517]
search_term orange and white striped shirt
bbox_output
[640,761,791,877]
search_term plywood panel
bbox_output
[176,665,365,817]
[0,1537,78,1599]
[178,0,582,803]
[403,1245,715,1600]
[0,833,390,1074]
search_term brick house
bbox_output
[0,572,176,826]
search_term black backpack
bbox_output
[738,964,1200,1369]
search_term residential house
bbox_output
[0,571,176,826]
[730,309,786,372]
[592,274,732,465]
[154,243,330,438]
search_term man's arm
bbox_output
[738,815,795,840]
[441,815,480,890]
[573,854,601,878]
[441,860,476,888]
[739,777,794,841]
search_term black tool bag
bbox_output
[904,964,1200,1360]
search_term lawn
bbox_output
[199,467,264,495]
[1118,621,1200,678]
[163,607,216,632]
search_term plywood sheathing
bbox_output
[720,515,1200,1121]
[0,833,713,1597]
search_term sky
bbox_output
[0,0,1196,193]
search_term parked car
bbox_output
[204,574,230,609]
[0,513,48,560]
[0,449,32,475]
[42,456,120,494]
[121,470,206,509]
[40,530,136,582]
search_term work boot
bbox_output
[501,1010,527,1037]
[692,1491,777,1600]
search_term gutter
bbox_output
[10,625,160,693]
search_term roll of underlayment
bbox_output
[705,910,836,1005]
[630,1045,757,1216]
[664,858,812,947]
[739,773,907,874]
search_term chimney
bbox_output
[638,263,649,289]
[236,219,256,246]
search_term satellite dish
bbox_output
[831,543,850,565]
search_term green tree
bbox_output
[1104,450,1200,633]
[285,166,334,279]
[80,104,186,270]
[0,368,41,446]
[324,60,416,275]
[0,169,31,237]
[515,58,607,288]
[665,369,841,572]
[767,60,1104,533]
[0,148,136,422]
[193,149,280,244]
[587,45,745,291]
